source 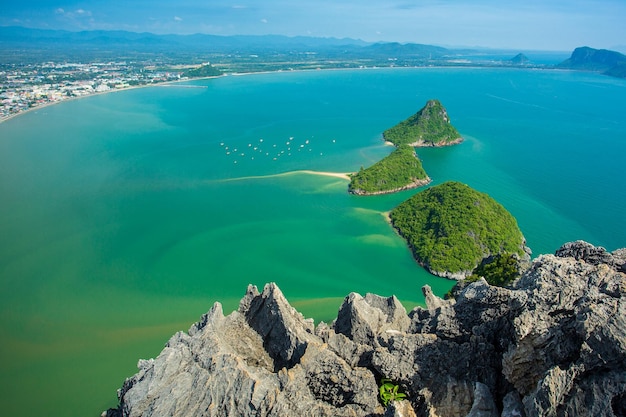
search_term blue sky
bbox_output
[2,0,625,51]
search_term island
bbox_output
[388,181,530,279]
[509,53,530,66]
[382,99,463,147]
[348,145,431,195]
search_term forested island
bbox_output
[383,99,463,147]
[348,100,461,195]
[389,181,530,280]
[348,145,430,195]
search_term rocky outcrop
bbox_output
[107,241,626,417]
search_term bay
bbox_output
[0,67,625,416]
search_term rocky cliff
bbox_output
[106,241,626,417]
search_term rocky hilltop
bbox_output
[106,241,626,417]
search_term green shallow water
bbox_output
[0,67,625,416]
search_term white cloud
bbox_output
[260,18,268,24]
[174,16,183,22]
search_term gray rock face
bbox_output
[107,242,626,417]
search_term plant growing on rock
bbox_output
[379,378,407,407]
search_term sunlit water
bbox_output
[0,67,625,416]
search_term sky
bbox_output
[2,0,626,51]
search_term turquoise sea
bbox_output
[0,67,625,416]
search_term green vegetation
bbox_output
[389,181,526,277]
[379,378,407,407]
[183,63,222,78]
[383,99,462,147]
[348,145,430,195]
[467,253,522,286]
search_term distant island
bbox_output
[383,99,463,147]
[509,53,530,65]
[558,46,626,78]
[389,181,530,280]
[348,145,431,195]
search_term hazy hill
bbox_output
[509,53,530,65]
[558,46,626,78]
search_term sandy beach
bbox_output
[297,170,352,180]
[220,170,352,183]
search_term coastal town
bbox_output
[0,61,203,121]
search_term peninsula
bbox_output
[348,145,431,195]
[383,99,463,147]
[389,181,530,279]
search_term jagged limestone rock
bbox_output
[108,242,626,417]
[334,292,411,344]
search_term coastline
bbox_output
[2,63,557,126]
[0,74,225,125]
[1,62,572,126]
[0,67,377,125]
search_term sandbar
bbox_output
[220,170,352,183]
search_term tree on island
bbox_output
[389,181,530,280]
[348,145,430,195]
[383,99,462,147]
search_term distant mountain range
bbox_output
[3,26,625,79]
[0,26,527,66]
[0,26,446,62]
[0,26,368,51]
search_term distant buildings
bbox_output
[0,61,185,121]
